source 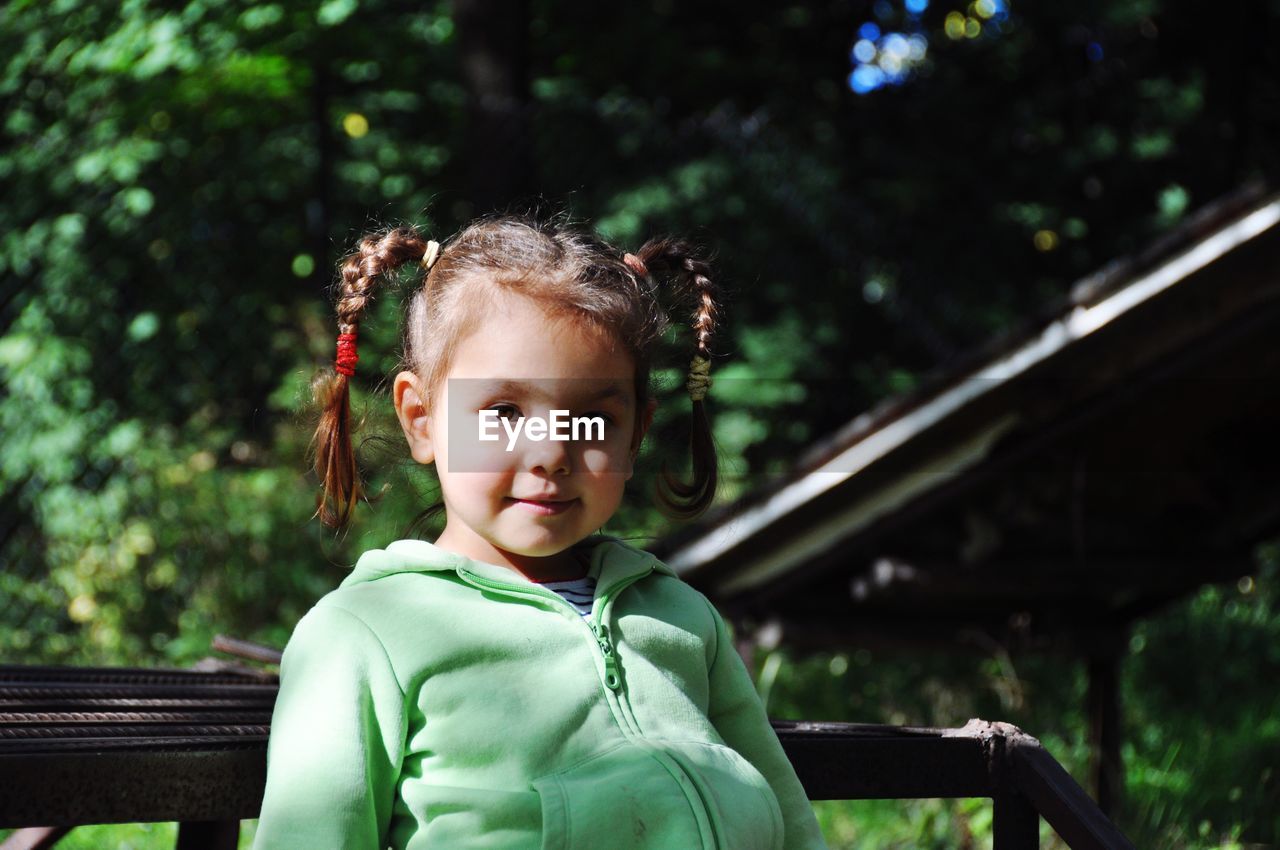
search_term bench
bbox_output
[0,655,1134,849]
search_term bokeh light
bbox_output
[342,112,370,138]
[943,0,1009,42]
[1033,229,1059,252]
[848,0,960,94]
[849,65,888,95]
[291,254,316,278]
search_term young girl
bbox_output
[252,214,829,850]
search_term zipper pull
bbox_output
[603,655,621,690]
[593,622,622,690]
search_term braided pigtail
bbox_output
[633,237,722,519]
[311,226,432,528]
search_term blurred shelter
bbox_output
[655,183,1280,816]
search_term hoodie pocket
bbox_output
[533,741,709,850]
[662,740,784,850]
[532,739,783,850]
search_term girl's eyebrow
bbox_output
[475,379,540,400]
[475,379,629,403]
[585,383,629,402]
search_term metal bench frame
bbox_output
[0,664,1135,850]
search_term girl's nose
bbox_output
[522,429,572,476]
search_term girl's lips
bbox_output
[508,497,578,516]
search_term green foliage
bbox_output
[1120,552,1280,846]
[0,820,259,849]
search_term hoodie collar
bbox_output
[339,535,676,592]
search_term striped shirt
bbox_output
[536,575,597,617]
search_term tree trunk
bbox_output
[455,0,534,214]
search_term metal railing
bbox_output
[774,719,1135,850]
[0,662,1135,850]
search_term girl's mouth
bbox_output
[508,498,578,516]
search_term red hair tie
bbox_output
[623,252,648,277]
[335,332,359,377]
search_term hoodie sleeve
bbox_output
[704,600,830,850]
[253,603,406,850]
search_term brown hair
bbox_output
[310,211,722,529]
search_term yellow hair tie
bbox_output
[421,240,441,271]
[686,355,711,402]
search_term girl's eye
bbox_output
[488,403,521,421]
[578,412,617,441]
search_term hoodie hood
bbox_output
[338,534,677,592]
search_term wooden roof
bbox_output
[654,184,1280,653]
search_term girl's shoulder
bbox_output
[278,566,500,682]
[284,542,478,646]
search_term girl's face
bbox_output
[393,288,656,581]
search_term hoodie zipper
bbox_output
[456,566,652,733]
[456,564,721,848]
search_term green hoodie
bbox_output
[252,536,829,850]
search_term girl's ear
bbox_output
[394,370,435,464]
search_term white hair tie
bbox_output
[421,240,441,271]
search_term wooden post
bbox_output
[1086,647,1123,817]
[175,820,239,850]
[993,792,1040,849]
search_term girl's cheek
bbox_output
[450,421,521,473]
[579,445,633,474]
